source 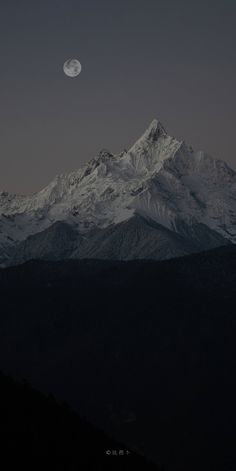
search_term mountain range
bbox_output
[1,118,236,265]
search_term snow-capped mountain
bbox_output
[1,118,236,265]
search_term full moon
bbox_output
[63,59,82,78]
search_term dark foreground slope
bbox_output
[1,245,236,469]
[0,372,158,469]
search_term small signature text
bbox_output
[105,449,131,456]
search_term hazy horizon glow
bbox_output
[0,0,236,194]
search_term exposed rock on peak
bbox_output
[142,118,167,141]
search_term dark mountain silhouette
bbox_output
[0,370,159,468]
[1,245,236,469]
[7,215,229,266]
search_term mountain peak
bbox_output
[142,119,167,141]
[128,119,168,156]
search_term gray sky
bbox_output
[0,0,236,194]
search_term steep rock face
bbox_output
[1,118,235,264]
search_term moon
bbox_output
[63,59,82,78]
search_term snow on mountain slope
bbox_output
[0,118,236,263]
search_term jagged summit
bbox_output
[128,118,168,153]
[92,119,166,164]
[141,118,167,141]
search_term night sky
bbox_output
[0,0,236,194]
